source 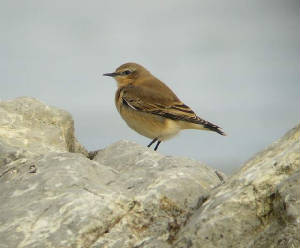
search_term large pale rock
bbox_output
[0,97,299,248]
[0,141,223,248]
[91,141,224,247]
[174,124,300,248]
[0,97,224,248]
[0,97,87,158]
[0,152,127,248]
[0,140,223,248]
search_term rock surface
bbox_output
[0,97,299,248]
[0,97,88,160]
[174,124,300,248]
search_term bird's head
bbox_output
[103,62,150,87]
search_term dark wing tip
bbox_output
[200,119,226,136]
[205,124,226,136]
[216,128,227,136]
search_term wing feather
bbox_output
[120,83,226,135]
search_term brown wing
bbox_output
[120,82,226,135]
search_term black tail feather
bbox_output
[203,121,226,136]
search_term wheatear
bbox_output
[103,62,226,151]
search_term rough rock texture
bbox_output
[0,97,224,248]
[0,97,88,160]
[90,141,223,247]
[0,97,299,248]
[174,124,300,248]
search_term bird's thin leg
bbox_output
[147,138,158,148]
[154,140,161,151]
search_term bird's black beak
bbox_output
[103,72,119,77]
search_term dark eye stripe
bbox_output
[122,70,131,75]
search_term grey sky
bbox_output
[1,0,299,173]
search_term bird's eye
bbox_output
[122,70,132,75]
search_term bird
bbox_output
[103,62,226,151]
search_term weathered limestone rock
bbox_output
[0,152,128,248]
[90,140,223,247]
[174,124,300,248]
[0,97,88,158]
[0,97,224,248]
[0,140,223,248]
[0,97,299,248]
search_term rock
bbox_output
[0,97,224,248]
[0,97,299,248]
[0,139,27,167]
[0,97,88,157]
[90,140,223,247]
[174,124,300,248]
[0,139,223,248]
[249,171,300,248]
[0,152,128,248]
[93,140,223,198]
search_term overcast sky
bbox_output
[1,0,299,173]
